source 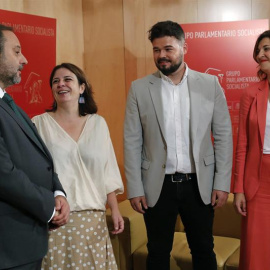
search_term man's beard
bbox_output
[0,61,22,88]
[156,58,182,76]
[0,71,21,87]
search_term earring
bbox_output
[79,93,85,104]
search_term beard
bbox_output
[155,57,182,76]
[0,60,22,88]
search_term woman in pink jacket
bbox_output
[234,30,270,270]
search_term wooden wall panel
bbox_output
[0,0,84,67]
[0,0,23,11]
[123,0,146,93]
[252,1,270,19]
[82,0,126,201]
[198,0,252,22]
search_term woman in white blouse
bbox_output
[32,63,124,270]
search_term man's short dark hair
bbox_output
[148,20,185,43]
[0,24,13,54]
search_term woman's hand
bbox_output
[107,191,124,234]
[234,193,247,216]
[111,208,124,234]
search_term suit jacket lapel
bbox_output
[148,70,202,146]
[148,72,166,139]
[0,100,49,158]
[19,107,51,157]
[256,80,269,147]
[188,70,201,146]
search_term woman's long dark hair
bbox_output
[47,63,97,115]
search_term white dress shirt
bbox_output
[0,87,5,97]
[160,64,195,174]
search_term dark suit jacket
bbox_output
[0,98,64,269]
[234,79,268,200]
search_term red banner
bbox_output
[182,20,269,187]
[0,9,56,118]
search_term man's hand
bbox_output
[233,193,247,216]
[130,196,148,214]
[211,190,228,209]
[50,196,70,229]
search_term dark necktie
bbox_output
[3,93,24,118]
[2,93,37,138]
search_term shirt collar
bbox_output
[0,87,5,98]
[160,63,189,86]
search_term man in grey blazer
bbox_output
[124,21,232,270]
[0,25,69,269]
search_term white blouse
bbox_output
[264,101,270,154]
[32,113,124,211]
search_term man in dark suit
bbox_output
[0,25,70,269]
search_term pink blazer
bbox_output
[234,80,269,200]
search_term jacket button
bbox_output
[47,166,52,171]
[162,164,166,168]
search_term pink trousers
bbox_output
[239,154,270,270]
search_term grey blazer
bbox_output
[124,69,233,207]
[0,99,64,269]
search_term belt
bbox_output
[165,172,196,183]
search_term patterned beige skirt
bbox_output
[42,210,118,270]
